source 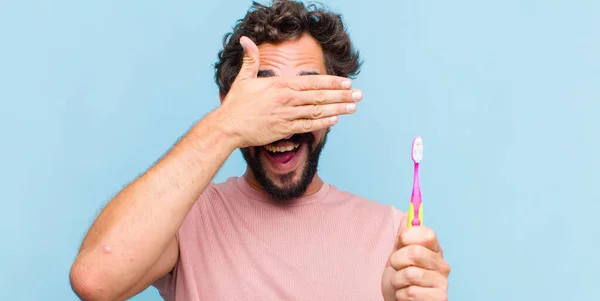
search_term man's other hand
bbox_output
[382,217,450,301]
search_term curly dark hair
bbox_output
[214,0,362,97]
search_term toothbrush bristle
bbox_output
[412,136,423,163]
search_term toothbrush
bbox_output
[408,136,423,228]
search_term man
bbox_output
[69,1,450,300]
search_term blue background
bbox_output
[1,0,598,300]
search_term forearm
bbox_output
[71,110,237,299]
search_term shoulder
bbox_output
[204,177,242,197]
[190,177,239,206]
[328,185,405,217]
[327,185,405,233]
[177,179,234,231]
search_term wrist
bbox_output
[191,108,241,153]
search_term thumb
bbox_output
[237,36,260,80]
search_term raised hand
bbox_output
[214,36,362,148]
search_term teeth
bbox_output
[265,144,300,153]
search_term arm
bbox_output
[69,35,359,301]
[69,110,238,301]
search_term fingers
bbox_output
[237,36,260,80]
[387,222,449,301]
[396,226,442,254]
[395,286,447,301]
[283,97,358,135]
[289,116,339,134]
[389,245,450,277]
[289,88,363,106]
[285,74,353,91]
[390,266,448,290]
[292,102,357,120]
[272,74,362,106]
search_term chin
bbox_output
[241,132,328,202]
[264,166,304,190]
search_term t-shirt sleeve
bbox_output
[152,183,217,298]
[152,235,180,299]
[391,205,406,236]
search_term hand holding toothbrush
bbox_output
[381,137,451,301]
[381,222,451,301]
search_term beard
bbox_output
[240,131,328,203]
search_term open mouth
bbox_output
[260,134,311,170]
[263,142,301,164]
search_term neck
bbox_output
[242,168,324,198]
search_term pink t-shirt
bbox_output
[153,177,404,301]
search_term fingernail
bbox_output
[330,116,338,123]
[352,91,362,100]
[346,103,356,112]
[342,80,352,89]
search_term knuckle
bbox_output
[331,77,340,89]
[302,119,313,131]
[405,286,418,299]
[403,266,422,281]
[397,231,407,247]
[272,78,288,89]
[396,285,418,301]
[425,228,437,243]
[395,290,403,301]
[388,252,401,269]
[312,105,323,118]
[390,270,403,288]
[343,90,352,101]
[440,260,451,275]
[242,56,256,68]
[278,107,294,120]
[276,91,293,105]
[310,77,320,90]
[283,122,294,134]
[315,90,325,104]
[408,245,423,261]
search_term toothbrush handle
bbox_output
[408,162,422,228]
[408,196,423,228]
